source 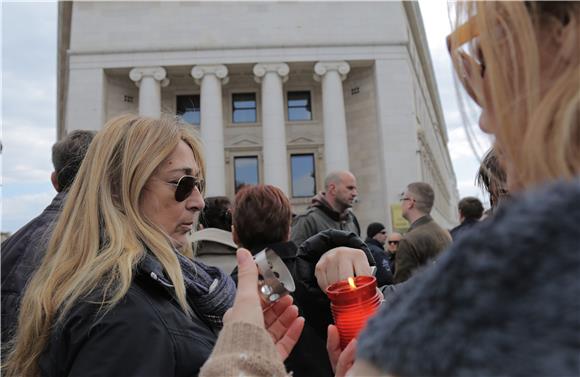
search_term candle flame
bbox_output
[348,277,356,289]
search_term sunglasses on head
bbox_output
[170,175,205,202]
[446,16,485,105]
[388,240,400,245]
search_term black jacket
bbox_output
[1,192,65,353]
[293,230,376,373]
[450,217,481,241]
[38,253,217,377]
[365,238,394,287]
[231,241,335,377]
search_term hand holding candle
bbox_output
[326,275,381,349]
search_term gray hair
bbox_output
[407,182,435,214]
[52,130,96,190]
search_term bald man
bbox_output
[291,171,360,246]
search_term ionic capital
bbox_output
[129,67,169,87]
[253,63,290,84]
[313,61,350,82]
[191,65,229,86]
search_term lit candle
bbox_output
[326,275,381,349]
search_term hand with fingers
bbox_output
[223,248,305,361]
[327,324,357,377]
[314,247,373,291]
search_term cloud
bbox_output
[1,191,55,234]
[2,2,58,233]
[418,0,493,202]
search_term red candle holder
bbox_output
[326,276,381,349]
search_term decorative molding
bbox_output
[287,136,316,145]
[252,63,290,84]
[229,135,261,147]
[313,61,350,82]
[191,64,229,86]
[129,66,169,87]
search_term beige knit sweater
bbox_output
[200,321,289,377]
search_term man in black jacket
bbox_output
[1,130,95,354]
[450,196,484,240]
[364,222,393,286]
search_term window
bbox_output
[176,95,200,125]
[290,154,316,197]
[234,156,259,192]
[232,93,257,123]
[287,91,312,121]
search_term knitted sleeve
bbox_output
[199,321,288,377]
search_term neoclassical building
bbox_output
[57,1,460,231]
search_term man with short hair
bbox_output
[1,130,95,351]
[386,231,402,274]
[450,196,484,240]
[394,182,452,283]
[291,170,360,246]
[364,222,393,286]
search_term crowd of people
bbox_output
[1,1,579,376]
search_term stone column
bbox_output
[191,64,229,196]
[314,61,351,173]
[129,67,169,118]
[253,63,290,195]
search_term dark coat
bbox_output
[450,217,480,241]
[358,179,580,377]
[393,215,452,283]
[38,253,218,377]
[231,241,335,377]
[1,192,65,352]
[293,230,376,369]
[291,193,360,246]
[365,238,393,287]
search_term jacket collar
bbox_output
[138,252,175,288]
[410,214,433,231]
[309,192,352,221]
[365,237,384,249]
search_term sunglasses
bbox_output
[388,240,400,245]
[446,16,485,105]
[169,175,205,202]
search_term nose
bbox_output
[185,187,205,213]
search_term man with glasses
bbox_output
[394,182,452,283]
[386,232,402,274]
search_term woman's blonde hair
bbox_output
[4,114,206,377]
[451,2,579,190]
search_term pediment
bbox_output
[288,136,316,145]
[229,135,260,147]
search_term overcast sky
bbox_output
[1,0,492,233]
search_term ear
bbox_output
[232,225,240,246]
[50,172,61,192]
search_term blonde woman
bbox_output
[200,2,580,376]
[4,115,301,377]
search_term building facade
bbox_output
[57,1,460,231]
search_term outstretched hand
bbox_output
[223,248,304,361]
